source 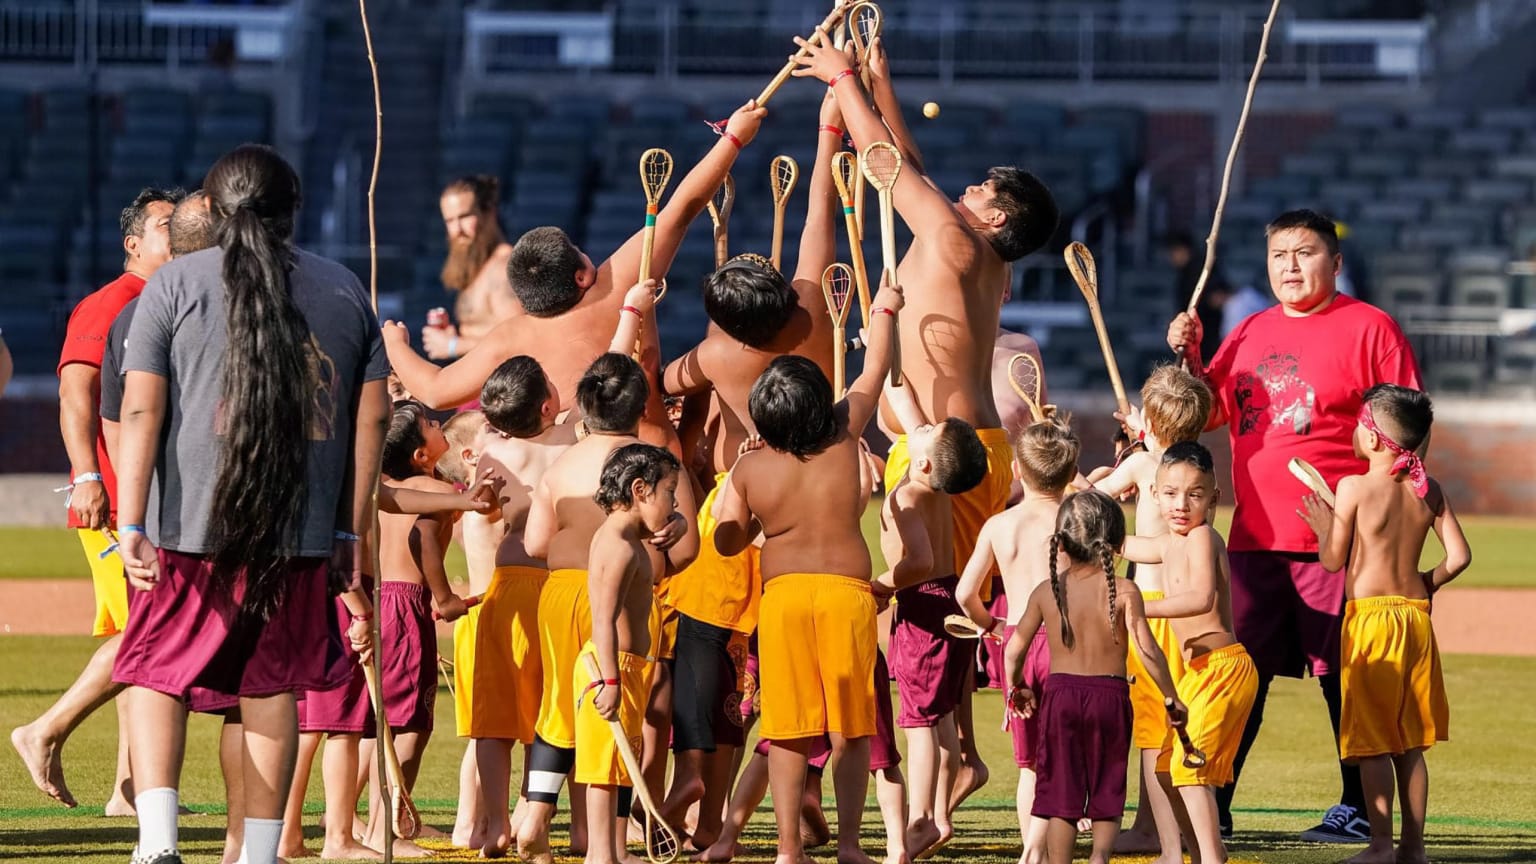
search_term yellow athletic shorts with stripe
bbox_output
[1165,643,1258,788]
[573,642,655,787]
[80,529,129,637]
[533,569,592,749]
[455,565,546,741]
[1340,596,1449,760]
[758,573,877,740]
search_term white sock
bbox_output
[241,817,285,864]
[134,787,179,855]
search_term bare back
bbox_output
[1339,473,1440,601]
[379,474,457,584]
[735,430,871,582]
[879,474,957,585]
[480,426,576,569]
[989,496,1061,623]
[1025,571,1137,678]
[454,243,516,341]
[1094,451,1169,593]
[542,432,640,572]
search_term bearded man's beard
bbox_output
[440,217,506,291]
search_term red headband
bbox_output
[1358,402,1428,498]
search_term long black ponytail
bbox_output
[203,144,311,619]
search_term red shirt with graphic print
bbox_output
[1205,294,1421,553]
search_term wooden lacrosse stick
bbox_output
[830,151,872,326]
[707,174,735,268]
[821,263,856,396]
[1174,723,1209,769]
[1289,457,1336,507]
[944,613,1002,642]
[634,148,674,358]
[362,662,423,840]
[1181,0,1282,361]
[580,654,681,863]
[757,1,851,106]
[847,1,883,89]
[769,155,799,271]
[1006,352,1054,423]
[860,141,903,384]
[1064,242,1130,417]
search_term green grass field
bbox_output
[4,507,1533,588]
[2,636,1534,863]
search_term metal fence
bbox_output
[0,0,306,69]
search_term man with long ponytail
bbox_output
[110,144,393,864]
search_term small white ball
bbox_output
[922,101,941,119]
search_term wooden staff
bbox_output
[757,1,851,105]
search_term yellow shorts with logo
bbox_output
[758,574,877,740]
[455,565,547,741]
[668,472,762,636]
[1163,643,1258,787]
[533,569,592,749]
[79,529,129,637]
[573,642,655,787]
[886,428,1012,602]
[1128,590,1188,751]
[1340,597,1449,760]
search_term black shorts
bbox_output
[671,613,748,752]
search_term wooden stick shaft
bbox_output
[879,195,901,385]
[833,322,847,398]
[1186,0,1282,317]
[853,172,867,240]
[580,654,660,816]
[771,204,786,271]
[713,227,729,268]
[1084,298,1130,415]
[841,203,872,327]
[757,4,847,105]
[639,224,657,285]
[359,0,381,312]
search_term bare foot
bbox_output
[905,819,942,861]
[947,758,988,816]
[383,838,434,858]
[11,725,76,808]
[885,853,913,864]
[1344,848,1398,864]
[517,835,554,864]
[836,847,878,864]
[418,824,450,840]
[319,838,382,860]
[695,840,742,862]
[103,795,135,817]
[1395,848,1430,864]
[479,818,511,859]
[1112,827,1162,854]
[620,854,649,864]
[800,798,830,848]
[277,842,318,859]
[915,823,953,860]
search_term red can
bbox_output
[426,307,449,329]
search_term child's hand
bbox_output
[791,28,854,85]
[623,279,663,315]
[347,616,373,664]
[724,99,767,149]
[1007,685,1036,720]
[646,511,687,551]
[1297,493,1333,539]
[381,320,412,346]
[458,475,502,514]
[871,271,904,314]
[1115,404,1147,440]
[434,593,469,623]
[120,531,161,592]
[593,682,620,721]
[1165,698,1189,729]
[866,36,889,83]
[736,434,764,457]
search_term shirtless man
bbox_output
[794,35,1060,809]
[384,101,767,453]
[517,343,700,864]
[425,175,517,360]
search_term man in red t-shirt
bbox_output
[11,187,180,812]
[1167,209,1421,844]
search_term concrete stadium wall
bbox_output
[0,392,1530,524]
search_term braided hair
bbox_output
[1048,490,1128,650]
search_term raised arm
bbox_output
[609,279,660,355]
[792,91,845,291]
[1300,476,1359,574]
[864,37,927,177]
[876,485,934,591]
[842,275,902,432]
[662,347,713,398]
[712,458,760,558]
[1427,482,1471,591]
[383,319,514,410]
[1143,530,1220,619]
[1092,451,1150,500]
[1120,533,1166,566]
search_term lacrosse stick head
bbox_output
[848,1,883,59]
[393,787,422,839]
[1064,241,1099,300]
[644,813,682,864]
[639,148,674,209]
[1006,352,1050,421]
[770,155,800,208]
[859,141,902,191]
[821,263,856,326]
[707,174,735,227]
[830,150,858,200]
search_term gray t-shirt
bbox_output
[124,247,390,556]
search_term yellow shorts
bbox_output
[667,473,762,635]
[80,529,129,637]
[758,574,877,740]
[655,577,679,662]
[886,428,1012,601]
[1340,597,1449,760]
[1164,643,1258,788]
[1129,591,1188,751]
[573,642,654,787]
[533,569,592,749]
[456,565,546,742]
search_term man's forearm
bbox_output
[59,386,102,475]
[871,76,924,175]
[833,77,894,155]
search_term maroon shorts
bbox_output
[757,649,900,773]
[113,549,350,701]
[980,581,1009,690]
[1008,625,1051,769]
[889,575,970,727]
[1031,674,1131,822]
[299,576,375,735]
[379,581,436,733]
[1229,551,1343,679]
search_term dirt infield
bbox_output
[1,578,1532,656]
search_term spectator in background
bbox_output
[424,175,517,360]
[1221,268,1274,338]
[0,328,11,398]
[10,186,181,815]
[1166,230,1231,362]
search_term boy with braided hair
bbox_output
[1005,491,1185,864]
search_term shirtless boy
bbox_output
[1121,443,1258,864]
[1300,384,1470,864]
[713,277,902,864]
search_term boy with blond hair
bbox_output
[1082,365,1212,860]
[956,416,1079,864]
[1300,384,1470,864]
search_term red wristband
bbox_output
[819,123,844,137]
[720,130,743,150]
[622,305,643,317]
[872,306,895,317]
[603,678,620,686]
[828,68,854,88]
